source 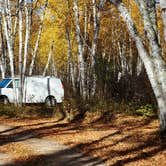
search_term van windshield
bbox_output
[0,79,11,88]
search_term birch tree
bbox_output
[135,0,166,97]
[29,0,48,76]
[90,0,104,96]
[73,0,86,99]
[43,41,54,76]
[83,3,87,55]
[51,54,57,77]
[18,0,23,105]
[109,0,166,137]
[22,0,31,79]
[0,16,6,79]
[66,26,75,91]
[1,0,17,104]
[65,0,75,91]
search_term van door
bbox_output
[23,77,46,103]
[6,79,20,103]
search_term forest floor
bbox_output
[0,111,166,166]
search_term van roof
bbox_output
[2,75,59,79]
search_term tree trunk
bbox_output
[43,41,54,76]
[136,0,166,103]
[18,0,23,106]
[66,26,75,92]
[23,0,30,79]
[2,2,17,105]
[0,16,6,79]
[29,0,48,76]
[90,0,103,96]
[73,0,86,99]
[51,55,57,77]
[83,3,87,55]
[136,56,143,76]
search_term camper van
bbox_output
[0,76,64,106]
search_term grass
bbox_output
[0,104,64,119]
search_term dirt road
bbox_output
[0,113,166,166]
[0,123,105,166]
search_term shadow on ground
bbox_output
[0,114,166,166]
[8,148,106,166]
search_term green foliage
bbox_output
[135,104,157,117]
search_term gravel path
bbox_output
[0,125,106,166]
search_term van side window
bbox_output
[0,79,11,88]
[7,82,13,88]
[7,80,20,88]
[15,80,20,88]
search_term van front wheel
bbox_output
[0,96,9,105]
[45,96,56,107]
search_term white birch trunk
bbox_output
[0,16,6,79]
[117,41,127,77]
[29,0,48,76]
[18,0,23,105]
[0,58,5,79]
[51,55,57,77]
[43,41,54,76]
[18,1,23,67]
[2,5,13,69]
[2,2,17,104]
[90,0,104,96]
[136,0,166,101]
[22,0,30,79]
[66,26,75,92]
[83,3,87,55]
[6,0,12,39]
[73,0,86,99]
[136,56,143,76]
[110,0,166,134]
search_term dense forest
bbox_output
[0,0,166,135]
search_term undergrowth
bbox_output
[0,104,60,118]
[0,99,158,120]
[63,98,158,122]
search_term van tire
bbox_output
[45,96,56,107]
[0,96,9,105]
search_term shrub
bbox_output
[135,104,157,117]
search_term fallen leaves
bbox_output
[0,113,166,166]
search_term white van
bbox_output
[0,76,64,106]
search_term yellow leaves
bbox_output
[30,0,69,70]
[29,0,165,73]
